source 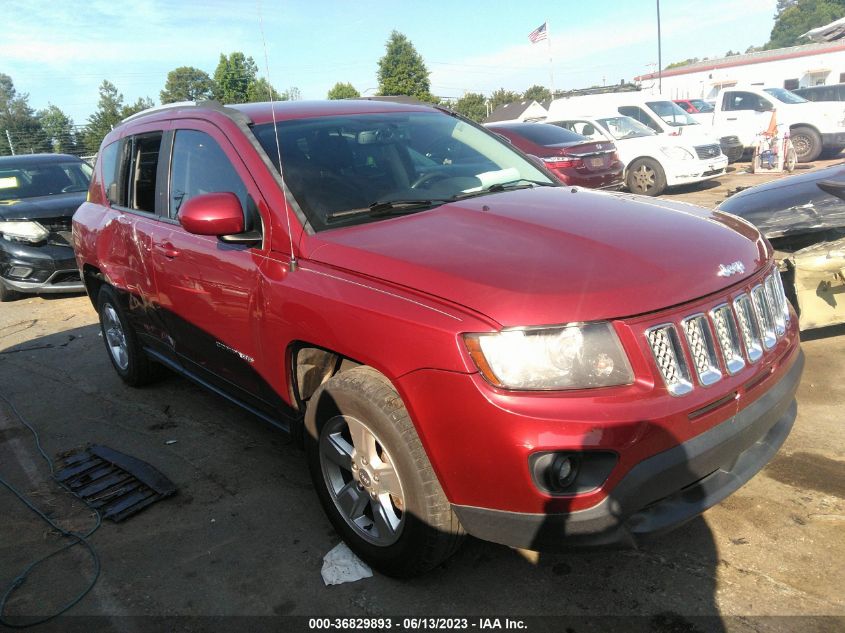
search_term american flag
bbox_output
[528,22,547,43]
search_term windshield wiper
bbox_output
[326,199,449,223]
[451,179,554,200]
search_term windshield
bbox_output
[0,161,92,201]
[253,111,554,231]
[763,88,808,104]
[595,116,656,139]
[690,99,714,113]
[646,100,699,126]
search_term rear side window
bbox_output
[168,130,248,220]
[722,91,765,112]
[127,133,162,213]
[499,125,585,146]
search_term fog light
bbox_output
[551,454,578,489]
[8,266,32,278]
[529,451,618,495]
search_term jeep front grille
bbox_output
[646,325,693,397]
[646,270,790,395]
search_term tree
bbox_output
[453,92,487,122]
[665,57,700,70]
[283,86,302,101]
[160,66,216,103]
[37,104,76,153]
[122,97,155,118]
[83,80,123,153]
[523,85,552,103]
[766,0,845,49]
[0,73,47,155]
[488,88,521,112]
[377,31,432,100]
[327,82,360,100]
[213,52,259,104]
[82,81,152,154]
[246,77,285,102]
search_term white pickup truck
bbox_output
[710,86,845,162]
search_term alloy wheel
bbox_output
[319,414,405,546]
[102,303,129,371]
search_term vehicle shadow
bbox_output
[798,322,845,341]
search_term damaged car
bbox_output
[718,165,845,330]
[74,100,803,577]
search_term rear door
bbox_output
[151,120,278,412]
[101,123,173,356]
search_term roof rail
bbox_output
[120,100,224,123]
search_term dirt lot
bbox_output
[1,159,843,632]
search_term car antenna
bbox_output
[257,0,297,272]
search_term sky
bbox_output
[1,0,779,125]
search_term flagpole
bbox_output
[546,19,555,97]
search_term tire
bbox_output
[785,146,797,172]
[626,158,666,196]
[0,282,20,303]
[97,286,159,387]
[790,126,822,162]
[304,366,464,577]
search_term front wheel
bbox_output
[305,366,464,577]
[0,282,20,303]
[626,158,666,196]
[790,126,822,162]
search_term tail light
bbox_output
[543,156,583,169]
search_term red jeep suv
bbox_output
[73,100,803,577]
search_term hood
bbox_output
[0,193,86,221]
[303,187,768,327]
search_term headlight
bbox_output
[0,221,49,243]
[464,322,634,390]
[660,146,694,160]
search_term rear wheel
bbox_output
[791,126,822,162]
[97,286,159,386]
[305,366,464,577]
[626,158,666,196]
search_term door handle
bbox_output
[154,242,180,258]
[726,117,738,121]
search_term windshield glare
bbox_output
[646,100,698,126]
[763,88,808,104]
[253,112,553,230]
[595,116,656,139]
[0,161,92,201]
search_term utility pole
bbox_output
[5,130,15,155]
[657,0,663,93]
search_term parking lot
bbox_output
[1,159,844,632]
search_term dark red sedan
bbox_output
[487,122,624,189]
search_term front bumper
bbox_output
[0,238,84,294]
[665,155,728,186]
[452,348,803,550]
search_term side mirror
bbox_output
[179,192,244,236]
[756,102,773,112]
